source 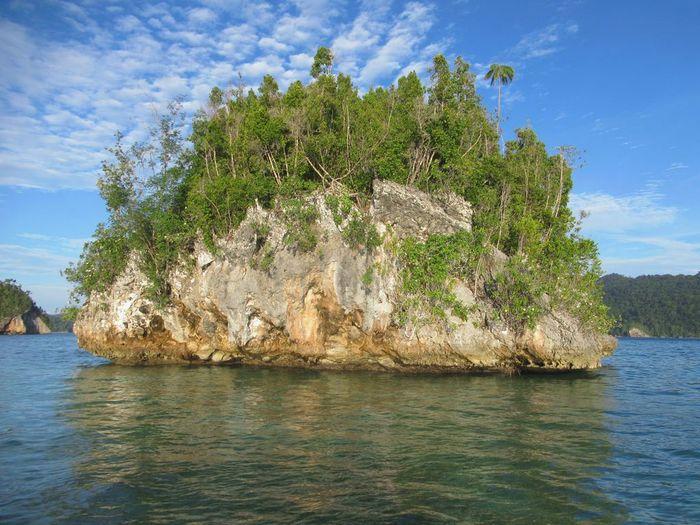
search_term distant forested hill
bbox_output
[600,273,700,337]
[0,279,52,334]
[46,314,74,333]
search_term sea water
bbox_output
[1,334,698,523]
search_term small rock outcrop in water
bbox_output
[75,181,616,372]
[1,306,51,335]
[627,327,650,338]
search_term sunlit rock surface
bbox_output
[1,307,51,335]
[75,180,615,372]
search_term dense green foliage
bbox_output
[280,198,320,252]
[601,273,700,337]
[66,48,611,332]
[398,231,483,325]
[0,279,35,320]
[46,313,74,332]
[325,194,381,250]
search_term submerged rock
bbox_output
[74,180,615,372]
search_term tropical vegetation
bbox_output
[0,279,36,321]
[64,48,612,332]
[601,273,700,337]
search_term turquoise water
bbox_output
[0,335,698,524]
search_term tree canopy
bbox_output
[0,279,37,320]
[485,64,515,87]
[310,46,333,78]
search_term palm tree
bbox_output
[484,64,515,139]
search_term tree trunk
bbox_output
[553,151,565,218]
[497,83,502,146]
[496,184,510,250]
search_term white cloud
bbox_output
[200,0,275,28]
[0,1,448,190]
[219,24,258,61]
[238,55,285,80]
[332,3,390,78]
[602,236,700,276]
[289,52,313,70]
[666,162,688,171]
[116,15,143,33]
[0,234,90,310]
[501,89,524,108]
[510,23,579,60]
[5,91,35,113]
[153,75,189,98]
[359,2,436,86]
[187,7,217,25]
[16,233,89,250]
[0,243,73,274]
[258,37,291,53]
[571,188,699,275]
[571,190,677,233]
[21,283,72,314]
[273,0,340,46]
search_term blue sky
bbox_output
[1,0,699,311]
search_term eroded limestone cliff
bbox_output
[75,180,615,372]
[1,307,51,335]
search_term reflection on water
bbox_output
[54,365,624,523]
[2,334,699,523]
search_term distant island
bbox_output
[66,49,615,372]
[0,279,73,335]
[601,273,700,338]
[0,279,51,334]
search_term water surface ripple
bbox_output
[1,334,698,523]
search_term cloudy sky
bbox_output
[1,0,699,311]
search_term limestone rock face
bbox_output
[1,307,51,335]
[74,182,616,372]
[371,180,472,240]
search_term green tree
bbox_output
[0,279,35,320]
[429,54,452,106]
[310,46,333,78]
[259,74,280,106]
[209,86,223,109]
[484,64,515,140]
